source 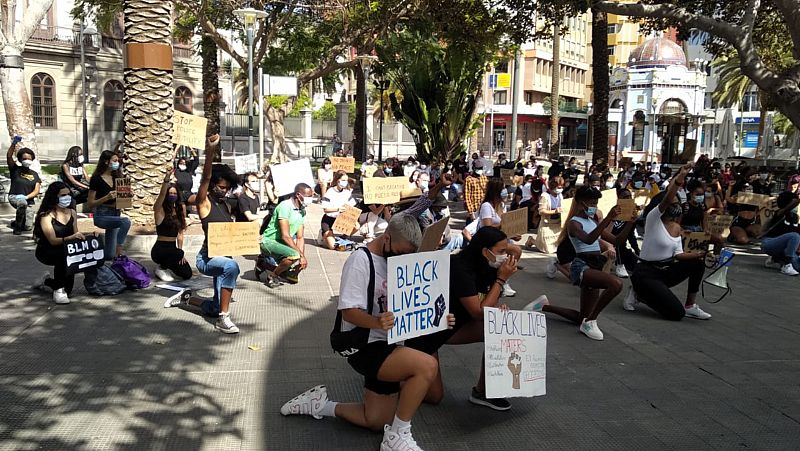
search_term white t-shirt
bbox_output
[640,206,683,261]
[321,187,356,217]
[465,217,481,234]
[479,201,503,226]
[338,249,389,343]
[318,168,333,184]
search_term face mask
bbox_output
[555,188,563,195]
[384,167,392,174]
[21,160,33,168]
[500,189,508,199]
[77,155,85,164]
[446,164,453,169]
[302,195,314,207]
[419,165,427,170]
[167,194,178,203]
[366,159,373,165]
[475,169,484,176]
[759,173,768,180]
[249,182,261,193]
[178,165,187,171]
[585,206,597,217]
[571,164,578,169]
[407,162,415,166]
[634,181,644,189]
[694,195,705,204]
[324,164,331,170]
[58,195,72,208]
[383,237,400,259]
[605,181,615,189]
[488,251,508,269]
[111,162,120,171]
[211,187,227,199]
[420,183,430,193]
[338,179,349,189]
[411,174,418,182]
[440,207,451,218]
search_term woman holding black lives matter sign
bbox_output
[281,215,455,451]
[32,182,89,305]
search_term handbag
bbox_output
[111,255,152,289]
[330,247,375,357]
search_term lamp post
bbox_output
[233,7,267,156]
[79,21,97,162]
[373,77,390,162]
[356,54,378,161]
[617,100,624,167]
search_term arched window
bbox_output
[31,73,56,128]
[610,99,622,109]
[103,80,124,132]
[174,86,193,113]
[632,110,646,152]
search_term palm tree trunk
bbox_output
[549,22,561,160]
[200,34,220,136]
[123,0,175,225]
[591,8,610,166]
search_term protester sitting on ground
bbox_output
[174,152,199,205]
[360,154,379,181]
[539,176,565,226]
[317,157,334,200]
[512,175,537,229]
[151,170,192,283]
[607,188,640,279]
[320,171,358,250]
[681,179,724,254]
[443,217,480,251]
[760,191,800,276]
[478,180,520,297]
[357,204,391,244]
[626,164,712,321]
[166,135,242,334]
[725,168,764,244]
[32,182,86,304]
[236,172,268,223]
[786,174,800,196]
[87,150,130,260]
[406,227,526,411]
[7,137,41,235]
[60,146,90,205]
[403,156,419,177]
[258,183,314,284]
[464,160,488,220]
[373,157,395,178]
[281,215,452,451]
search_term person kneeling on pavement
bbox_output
[257,183,314,285]
[7,136,41,235]
[760,191,800,276]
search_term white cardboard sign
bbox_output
[271,158,315,196]
[484,307,547,399]
[234,154,259,174]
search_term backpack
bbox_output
[330,248,375,357]
[84,265,127,296]
[111,255,151,289]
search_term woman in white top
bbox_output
[320,170,357,250]
[317,158,334,201]
[479,179,521,297]
[538,176,564,225]
[626,164,712,321]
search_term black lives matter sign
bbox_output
[65,237,105,275]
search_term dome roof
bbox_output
[627,36,686,68]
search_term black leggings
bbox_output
[151,241,193,280]
[631,259,705,321]
[35,244,74,295]
[615,245,638,272]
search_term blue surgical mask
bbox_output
[111,162,120,171]
[58,195,72,208]
[694,195,705,204]
[585,206,597,217]
[384,167,392,174]
[500,189,508,199]
[634,181,644,189]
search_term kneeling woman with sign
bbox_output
[281,215,454,451]
[32,182,87,305]
[406,227,523,411]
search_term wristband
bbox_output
[496,278,507,285]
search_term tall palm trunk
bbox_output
[201,34,220,136]
[123,0,175,224]
[591,8,610,166]
[549,22,561,160]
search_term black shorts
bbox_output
[347,341,400,395]
[405,328,457,356]
[731,215,755,229]
[320,214,336,233]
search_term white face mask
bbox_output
[20,160,33,168]
[302,196,314,206]
[324,164,331,170]
[555,188,564,194]
[77,155,85,164]
[488,251,508,269]
[440,207,451,218]
[338,179,349,189]
[475,169,484,176]
[249,182,260,193]
[58,195,72,208]
[605,181,615,189]
[178,165,187,171]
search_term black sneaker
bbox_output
[469,387,511,411]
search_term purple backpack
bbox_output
[111,256,151,289]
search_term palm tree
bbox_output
[122,0,175,224]
[200,34,220,136]
[549,21,561,160]
[591,8,610,166]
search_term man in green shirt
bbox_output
[259,183,314,284]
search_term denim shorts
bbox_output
[570,258,590,286]
[683,225,703,233]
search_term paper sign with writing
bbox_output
[617,198,638,222]
[332,205,362,235]
[387,250,450,344]
[172,111,208,149]
[234,154,259,175]
[115,178,133,209]
[759,197,780,226]
[682,231,711,253]
[271,158,316,196]
[363,177,408,204]
[736,192,771,207]
[484,307,546,399]
[708,214,733,239]
[500,169,515,186]
[502,207,528,237]
[524,168,536,177]
[418,216,450,253]
[208,221,260,257]
[65,236,105,275]
[331,157,356,173]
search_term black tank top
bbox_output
[156,218,180,238]
[681,202,705,228]
[38,215,74,250]
[201,197,233,252]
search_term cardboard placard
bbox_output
[559,198,574,227]
[331,205,362,235]
[387,250,450,344]
[534,220,561,254]
[682,231,711,253]
[363,177,408,204]
[400,187,423,199]
[65,236,105,275]
[272,158,316,196]
[597,189,618,217]
[417,216,450,253]
[632,189,650,207]
[234,154,259,175]
[500,169,515,186]
[502,207,528,237]
[172,111,208,149]
[708,214,734,239]
[331,157,356,173]
[484,307,546,399]
[115,177,133,209]
[524,168,536,177]
[680,138,697,163]
[208,221,260,257]
[735,192,771,207]
[617,198,638,222]
[759,197,780,227]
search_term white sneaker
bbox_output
[523,295,549,312]
[615,265,629,278]
[781,264,799,276]
[33,273,52,293]
[764,256,782,269]
[380,424,423,451]
[164,289,192,308]
[155,268,175,282]
[215,313,240,334]
[280,385,328,419]
[53,288,70,305]
[685,304,712,320]
[502,283,516,297]
[545,257,558,279]
[622,287,638,311]
[580,319,604,340]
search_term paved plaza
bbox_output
[0,203,799,450]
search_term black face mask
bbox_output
[211,187,227,200]
[383,236,400,259]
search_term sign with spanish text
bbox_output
[115,177,133,209]
[208,221,260,257]
[65,236,105,275]
[172,111,208,149]
[501,207,528,237]
[331,157,356,173]
[500,169,515,185]
[708,214,734,239]
[759,197,780,227]
[484,307,547,399]
[332,205,362,235]
[682,231,711,253]
[271,158,316,196]
[387,250,450,344]
[234,154,259,175]
[363,177,408,204]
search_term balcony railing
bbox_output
[30,26,99,48]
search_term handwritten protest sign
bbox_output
[363,177,407,204]
[400,186,423,199]
[387,250,450,344]
[271,158,315,196]
[524,168,536,177]
[65,236,105,275]
[617,198,638,222]
[484,307,546,399]
[736,192,771,207]
[331,157,356,173]
[332,205,362,235]
[759,197,780,227]
[682,231,711,253]
[208,221,260,257]
[234,154,259,174]
[115,178,133,209]
[172,111,208,149]
[418,217,449,253]
[500,169,515,186]
[708,214,733,239]
[502,207,528,237]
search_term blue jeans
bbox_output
[93,207,131,260]
[443,234,467,251]
[196,250,240,316]
[9,195,35,231]
[761,233,800,270]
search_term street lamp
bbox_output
[233,7,267,156]
[372,75,391,162]
[617,100,625,167]
[356,54,378,161]
[79,21,96,162]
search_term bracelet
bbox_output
[496,278,507,285]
